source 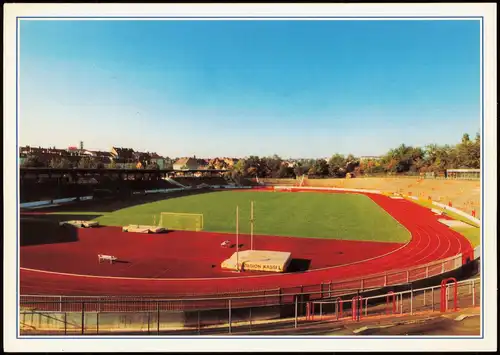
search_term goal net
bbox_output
[158,212,204,232]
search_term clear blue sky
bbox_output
[20,20,481,159]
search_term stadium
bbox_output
[19,168,481,336]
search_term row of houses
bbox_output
[175,157,240,171]
[19,145,238,171]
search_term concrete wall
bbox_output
[21,311,185,333]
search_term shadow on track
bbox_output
[286,258,312,272]
[20,217,80,247]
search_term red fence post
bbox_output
[453,282,458,311]
[352,297,356,321]
[335,297,343,319]
[440,277,458,313]
[352,296,362,321]
[359,296,363,320]
[386,291,396,315]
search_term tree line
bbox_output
[20,132,480,178]
[21,155,170,170]
[230,133,481,180]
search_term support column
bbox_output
[249,308,252,332]
[228,299,232,334]
[294,296,298,328]
[197,311,200,335]
[157,302,160,335]
[81,302,85,335]
[410,289,413,315]
[472,280,476,307]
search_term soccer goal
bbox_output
[158,212,204,232]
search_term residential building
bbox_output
[149,152,166,169]
[173,157,200,171]
[110,147,136,168]
[82,150,114,165]
[359,155,382,161]
[111,147,135,161]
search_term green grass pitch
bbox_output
[91,191,410,243]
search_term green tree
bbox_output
[471,133,481,168]
[146,162,160,170]
[328,154,346,177]
[345,154,359,174]
[293,164,305,177]
[455,132,480,168]
[78,156,97,169]
[262,154,283,178]
[243,156,268,178]
[22,154,45,167]
[277,164,295,178]
[314,159,329,177]
[308,165,318,176]
[49,157,72,169]
[297,159,314,176]
[232,158,246,175]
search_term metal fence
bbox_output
[20,277,480,336]
[20,247,480,312]
[21,246,479,313]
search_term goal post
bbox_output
[158,212,204,231]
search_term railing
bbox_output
[20,244,479,313]
[19,277,481,335]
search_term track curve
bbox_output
[20,191,473,296]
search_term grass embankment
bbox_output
[406,198,480,247]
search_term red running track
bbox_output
[20,192,473,297]
[21,229,402,278]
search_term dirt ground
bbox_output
[329,307,481,336]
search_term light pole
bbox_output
[236,205,239,272]
[250,201,254,250]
